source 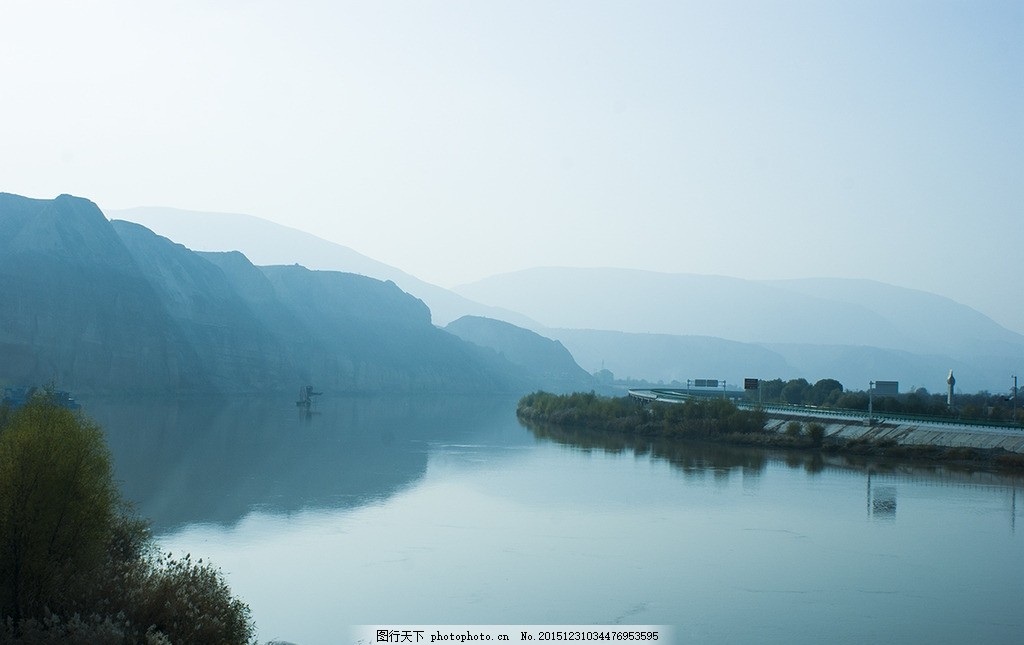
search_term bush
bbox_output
[785,421,803,436]
[0,394,255,643]
[132,552,255,645]
[807,423,826,447]
[0,396,118,623]
[517,391,767,438]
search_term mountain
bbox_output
[455,267,1024,393]
[761,278,1024,358]
[544,329,796,385]
[544,328,988,394]
[454,268,1022,351]
[248,264,517,392]
[111,220,290,391]
[0,193,536,395]
[68,203,1020,395]
[108,206,537,328]
[0,194,201,393]
[445,316,595,393]
[759,343,987,394]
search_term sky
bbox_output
[2,1,1022,333]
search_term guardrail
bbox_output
[740,402,1023,430]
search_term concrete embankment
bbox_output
[764,414,1024,454]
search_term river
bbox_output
[84,395,1023,645]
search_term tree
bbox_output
[781,378,811,405]
[759,378,786,402]
[0,395,118,623]
[808,379,843,406]
[0,394,256,643]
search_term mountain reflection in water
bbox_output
[86,394,525,530]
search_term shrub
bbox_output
[0,396,118,623]
[0,394,255,643]
[807,423,826,447]
[132,552,254,645]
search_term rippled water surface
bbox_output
[86,395,1024,645]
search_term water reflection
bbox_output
[82,394,522,530]
[522,419,1024,526]
[80,394,1024,538]
[867,473,898,520]
[524,421,771,476]
[76,398,1024,644]
[524,419,1023,479]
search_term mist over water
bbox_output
[86,395,1023,645]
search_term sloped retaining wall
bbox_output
[764,415,1024,454]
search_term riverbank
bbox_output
[760,412,1024,466]
[516,391,1024,471]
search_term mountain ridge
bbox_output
[0,193,558,395]
[103,203,1021,394]
[455,267,1022,393]
[454,266,1024,351]
[108,206,539,328]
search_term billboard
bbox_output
[694,379,719,388]
[874,381,899,396]
[744,378,759,391]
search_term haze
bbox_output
[2,1,1021,333]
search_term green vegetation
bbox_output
[807,422,826,447]
[518,391,767,440]
[519,390,1023,470]
[0,392,255,644]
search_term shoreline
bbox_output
[761,412,1024,469]
[516,392,1024,472]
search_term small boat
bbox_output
[296,385,322,409]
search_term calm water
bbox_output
[84,395,1023,645]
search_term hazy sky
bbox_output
[3,1,1022,332]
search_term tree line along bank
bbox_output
[725,377,1019,425]
[517,390,1024,469]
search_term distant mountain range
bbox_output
[109,206,536,328]
[102,203,1023,395]
[454,268,1024,393]
[0,193,594,395]
[445,315,594,393]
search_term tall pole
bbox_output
[868,381,874,426]
[947,370,956,410]
[1013,374,1018,425]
